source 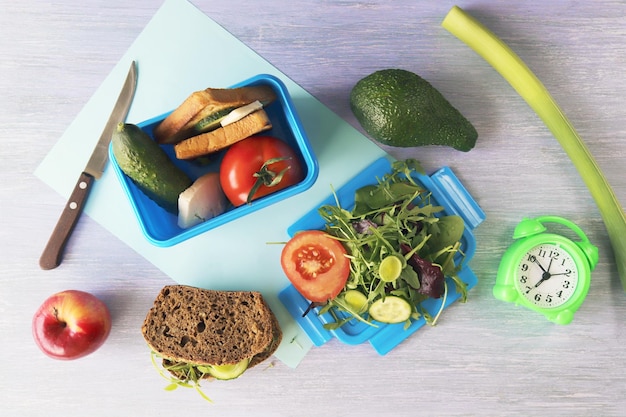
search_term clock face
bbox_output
[513,243,579,309]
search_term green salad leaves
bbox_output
[317,159,468,329]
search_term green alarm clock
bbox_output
[494,216,598,325]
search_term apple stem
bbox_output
[53,307,67,328]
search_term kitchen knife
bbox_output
[39,61,138,270]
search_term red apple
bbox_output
[32,290,112,360]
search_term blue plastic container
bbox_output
[279,157,485,355]
[109,74,319,247]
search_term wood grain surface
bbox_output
[2,0,625,416]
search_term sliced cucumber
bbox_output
[166,107,235,144]
[205,358,250,380]
[368,296,412,324]
[343,290,368,313]
[194,107,235,133]
[378,255,403,282]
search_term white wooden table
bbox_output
[2,1,626,415]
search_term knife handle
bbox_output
[39,172,95,270]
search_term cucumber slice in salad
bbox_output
[378,255,403,282]
[344,290,368,313]
[368,296,412,324]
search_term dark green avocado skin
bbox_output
[350,69,478,152]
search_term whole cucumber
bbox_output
[112,123,192,214]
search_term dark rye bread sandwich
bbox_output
[142,285,282,382]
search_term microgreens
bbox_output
[150,350,214,403]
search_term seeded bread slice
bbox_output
[248,307,283,369]
[142,286,281,368]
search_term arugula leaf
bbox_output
[426,215,465,254]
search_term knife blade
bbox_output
[39,61,138,270]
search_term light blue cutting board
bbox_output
[34,0,386,368]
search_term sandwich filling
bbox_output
[153,85,277,145]
[153,353,251,381]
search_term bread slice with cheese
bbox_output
[141,285,282,382]
[153,85,276,145]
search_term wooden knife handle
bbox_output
[39,172,95,270]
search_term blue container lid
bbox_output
[279,157,485,355]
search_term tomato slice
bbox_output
[280,230,350,303]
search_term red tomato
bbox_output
[219,136,304,206]
[280,230,350,303]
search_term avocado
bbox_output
[350,69,478,151]
[111,123,192,213]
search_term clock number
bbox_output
[532,293,554,305]
[520,275,528,284]
[563,281,570,289]
[556,290,563,298]
[521,263,529,272]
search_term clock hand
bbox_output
[531,256,554,288]
[532,256,548,273]
[534,270,553,288]
[546,257,554,272]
